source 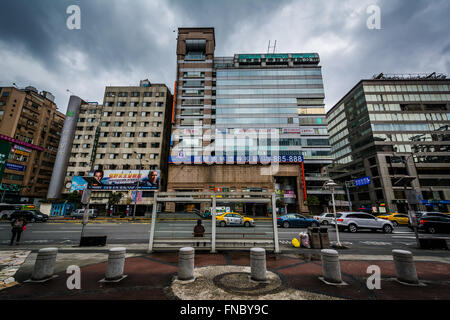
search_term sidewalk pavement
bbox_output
[0,245,449,300]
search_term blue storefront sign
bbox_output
[354,176,371,187]
[6,162,26,172]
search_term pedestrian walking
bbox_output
[10,216,27,245]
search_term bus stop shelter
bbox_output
[147,192,280,253]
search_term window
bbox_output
[116,112,124,116]
[129,112,137,117]
[109,154,119,159]
[111,142,120,148]
[118,102,127,107]
[143,92,152,97]
[126,132,135,137]
[131,92,140,97]
[112,132,122,137]
[113,121,123,127]
[140,122,149,127]
[130,102,139,107]
[143,102,152,107]
[124,142,134,148]
[123,153,132,159]
[139,132,148,137]
[118,92,128,97]
[154,112,162,117]
[151,142,160,148]
[141,112,148,117]
[103,112,112,116]
[106,92,115,97]
[127,121,136,127]
[138,143,147,148]
[151,132,161,137]
[149,154,159,159]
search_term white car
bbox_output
[313,212,336,225]
[332,212,394,233]
[69,209,98,219]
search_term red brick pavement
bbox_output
[0,252,449,300]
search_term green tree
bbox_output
[108,192,124,206]
[65,191,82,206]
[306,195,320,206]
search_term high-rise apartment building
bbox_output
[327,73,450,213]
[0,86,65,202]
[168,27,337,215]
[62,80,173,215]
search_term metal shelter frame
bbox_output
[147,191,280,253]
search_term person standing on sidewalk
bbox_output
[10,216,27,245]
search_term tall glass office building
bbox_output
[167,28,336,215]
[327,73,450,213]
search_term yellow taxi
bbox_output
[216,212,255,227]
[377,213,409,227]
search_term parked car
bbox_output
[377,213,409,227]
[10,210,48,223]
[417,214,450,234]
[313,212,336,225]
[216,212,254,227]
[277,214,320,228]
[69,209,98,219]
[332,212,393,233]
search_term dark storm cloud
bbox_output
[0,0,449,111]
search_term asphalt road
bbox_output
[1,220,449,250]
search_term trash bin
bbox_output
[319,228,330,249]
[307,227,321,249]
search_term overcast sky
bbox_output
[0,0,449,113]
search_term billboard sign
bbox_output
[0,133,44,151]
[6,162,26,172]
[88,169,160,190]
[71,176,88,192]
[11,144,32,156]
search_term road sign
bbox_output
[354,176,371,187]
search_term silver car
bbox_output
[332,212,394,233]
[313,212,336,225]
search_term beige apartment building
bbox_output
[62,80,173,215]
[0,86,65,202]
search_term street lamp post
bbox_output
[325,179,342,248]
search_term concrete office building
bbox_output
[0,86,65,203]
[168,27,339,215]
[327,73,450,213]
[62,80,173,215]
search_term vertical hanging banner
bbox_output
[0,141,12,181]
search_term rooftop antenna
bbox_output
[267,40,277,54]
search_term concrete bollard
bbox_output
[392,249,419,284]
[250,247,267,281]
[178,247,195,281]
[31,247,58,281]
[105,247,127,281]
[321,249,342,284]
